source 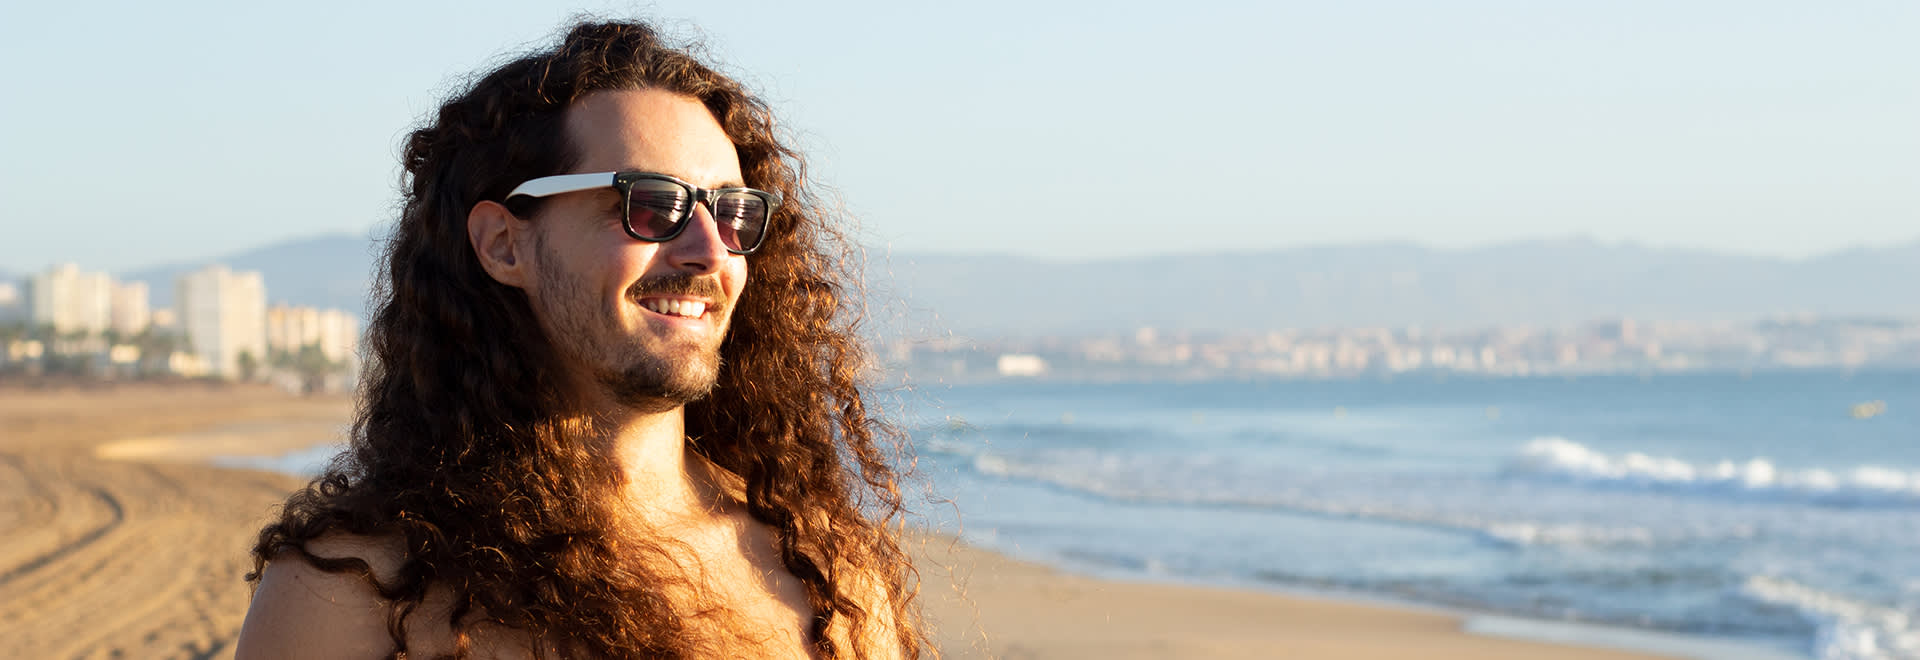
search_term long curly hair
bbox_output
[250,19,927,659]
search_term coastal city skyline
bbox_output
[897,316,1920,383]
[6,249,1915,386]
[0,261,358,388]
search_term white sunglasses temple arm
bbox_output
[506,172,620,198]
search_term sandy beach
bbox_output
[0,385,1675,659]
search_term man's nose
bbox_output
[663,204,730,273]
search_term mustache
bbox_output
[628,272,727,312]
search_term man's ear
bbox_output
[468,200,533,289]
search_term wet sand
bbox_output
[0,384,1672,659]
[0,384,346,659]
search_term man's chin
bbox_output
[598,358,720,413]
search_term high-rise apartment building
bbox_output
[177,265,267,380]
[109,281,151,337]
[267,304,359,365]
[27,264,113,335]
[0,282,20,322]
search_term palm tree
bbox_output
[293,343,341,394]
[130,328,183,379]
[237,350,260,382]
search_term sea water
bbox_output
[904,370,1919,660]
[240,369,1919,659]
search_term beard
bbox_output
[595,269,728,412]
[597,346,719,413]
[532,236,727,413]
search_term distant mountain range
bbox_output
[119,233,384,317]
[42,233,1920,336]
[873,239,1920,336]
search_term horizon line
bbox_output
[5,231,1917,277]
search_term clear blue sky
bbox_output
[2,0,1915,274]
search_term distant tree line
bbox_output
[0,321,350,392]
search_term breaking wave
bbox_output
[1507,437,1920,507]
[1742,576,1920,660]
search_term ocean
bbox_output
[904,369,1920,660]
[242,369,1919,659]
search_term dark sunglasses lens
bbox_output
[712,192,770,253]
[627,182,693,239]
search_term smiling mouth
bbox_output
[638,298,708,319]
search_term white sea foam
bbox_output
[1508,437,1920,507]
[1743,576,1920,660]
[1480,523,1657,548]
[964,445,1684,550]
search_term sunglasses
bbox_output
[506,171,780,255]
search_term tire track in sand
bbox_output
[0,453,302,659]
[0,388,339,660]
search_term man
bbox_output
[237,20,925,659]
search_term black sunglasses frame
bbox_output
[505,171,780,255]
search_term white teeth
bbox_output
[641,299,706,318]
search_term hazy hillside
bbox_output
[120,233,382,316]
[872,238,1920,336]
[100,233,1920,335]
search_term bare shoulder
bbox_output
[234,533,408,660]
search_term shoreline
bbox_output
[0,384,1786,659]
[938,534,1807,660]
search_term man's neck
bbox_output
[590,403,729,522]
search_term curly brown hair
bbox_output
[249,19,927,659]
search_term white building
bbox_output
[27,264,113,335]
[177,265,267,380]
[0,282,20,322]
[149,308,178,332]
[109,281,151,337]
[996,353,1048,377]
[267,304,359,365]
